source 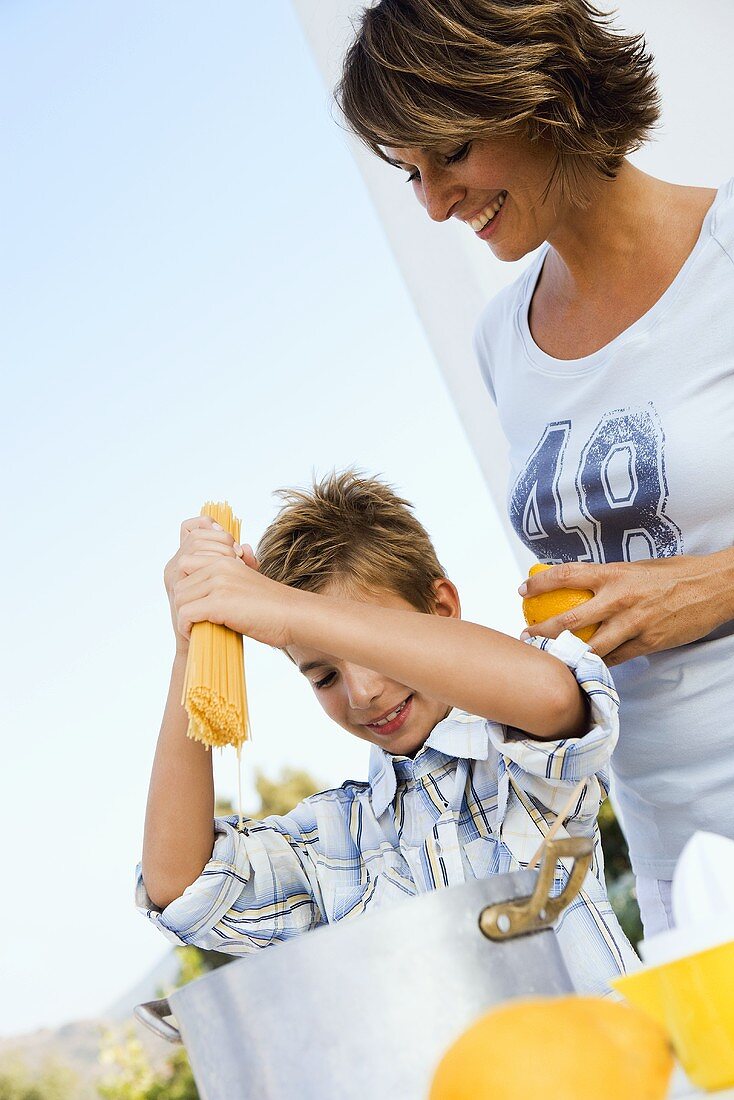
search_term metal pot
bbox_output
[136,837,591,1100]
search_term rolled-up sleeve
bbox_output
[135,813,325,954]
[489,631,619,837]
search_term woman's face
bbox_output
[386,132,563,262]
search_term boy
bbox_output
[137,470,636,992]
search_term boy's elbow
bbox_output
[142,865,201,911]
[145,883,178,911]
[142,871,177,911]
[542,676,590,741]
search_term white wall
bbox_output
[290,0,734,564]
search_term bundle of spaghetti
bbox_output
[182,501,250,751]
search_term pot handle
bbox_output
[134,997,182,1044]
[478,835,593,942]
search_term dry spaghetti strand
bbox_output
[182,501,251,753]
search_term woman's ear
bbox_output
[432,578,461,619]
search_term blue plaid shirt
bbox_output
[136,632,638,994]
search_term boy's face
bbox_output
[286,581,460,758]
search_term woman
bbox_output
[336,0,734,935]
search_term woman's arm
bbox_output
[518,549,734,666]
[174,560,589,740]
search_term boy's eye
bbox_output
[404,141,472,184]
[314,671,336,690]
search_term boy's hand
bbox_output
[164,517,258,654]
[172,542,296,651]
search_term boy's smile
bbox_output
[363,693,414,736]
[286,583,460,757]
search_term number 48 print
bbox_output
[509,404,683,565]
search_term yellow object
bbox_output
[429,996,673,1100]
[182,501,250,750]
[612,939,734,1091]
[522,562,598,644]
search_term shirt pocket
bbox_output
[463,835,503,880]
[328,880,372,922]
[380,862,418,900]
[327,865,418,923]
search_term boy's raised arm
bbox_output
[174,559,589,742]
[288,587,589,741]
[141,653,215,909]
[141,517,243,909]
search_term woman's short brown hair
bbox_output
[336,0,660,201]
[256,469,447,613]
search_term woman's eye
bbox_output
[405,142,470,183]
[314,672,336,690]
[446,141,471,166]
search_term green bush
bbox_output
[598,798,643,946]
[0,1062,76,1100]
[97,1032,197,1100]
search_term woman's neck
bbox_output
[527,162,717,358]
[543,162,712,298]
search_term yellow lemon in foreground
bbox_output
[522,562,597,644]
[429,996,673,1100]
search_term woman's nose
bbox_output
[343,665,384,711]
[419,173,463,223]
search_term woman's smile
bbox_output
[462,190,507,235]
[386,133,559,261]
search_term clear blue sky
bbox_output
[0,1,519,1035]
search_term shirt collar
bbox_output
[367,709,492,817]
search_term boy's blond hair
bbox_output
[256,469,446,613]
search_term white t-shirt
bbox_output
[473,178,734,879]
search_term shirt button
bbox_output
[434,841,442,856]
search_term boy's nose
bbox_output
[342,664,385,712]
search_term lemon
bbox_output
[429,996,673,1100]
[522,562,598,644]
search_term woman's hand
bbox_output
[164,517,258,654]
[518,551,734,666]
[172,547,297,651]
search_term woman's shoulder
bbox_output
[473,249,547,398]
[475,250,546,341]
[475,253,544,333]
[710,176,734,264]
